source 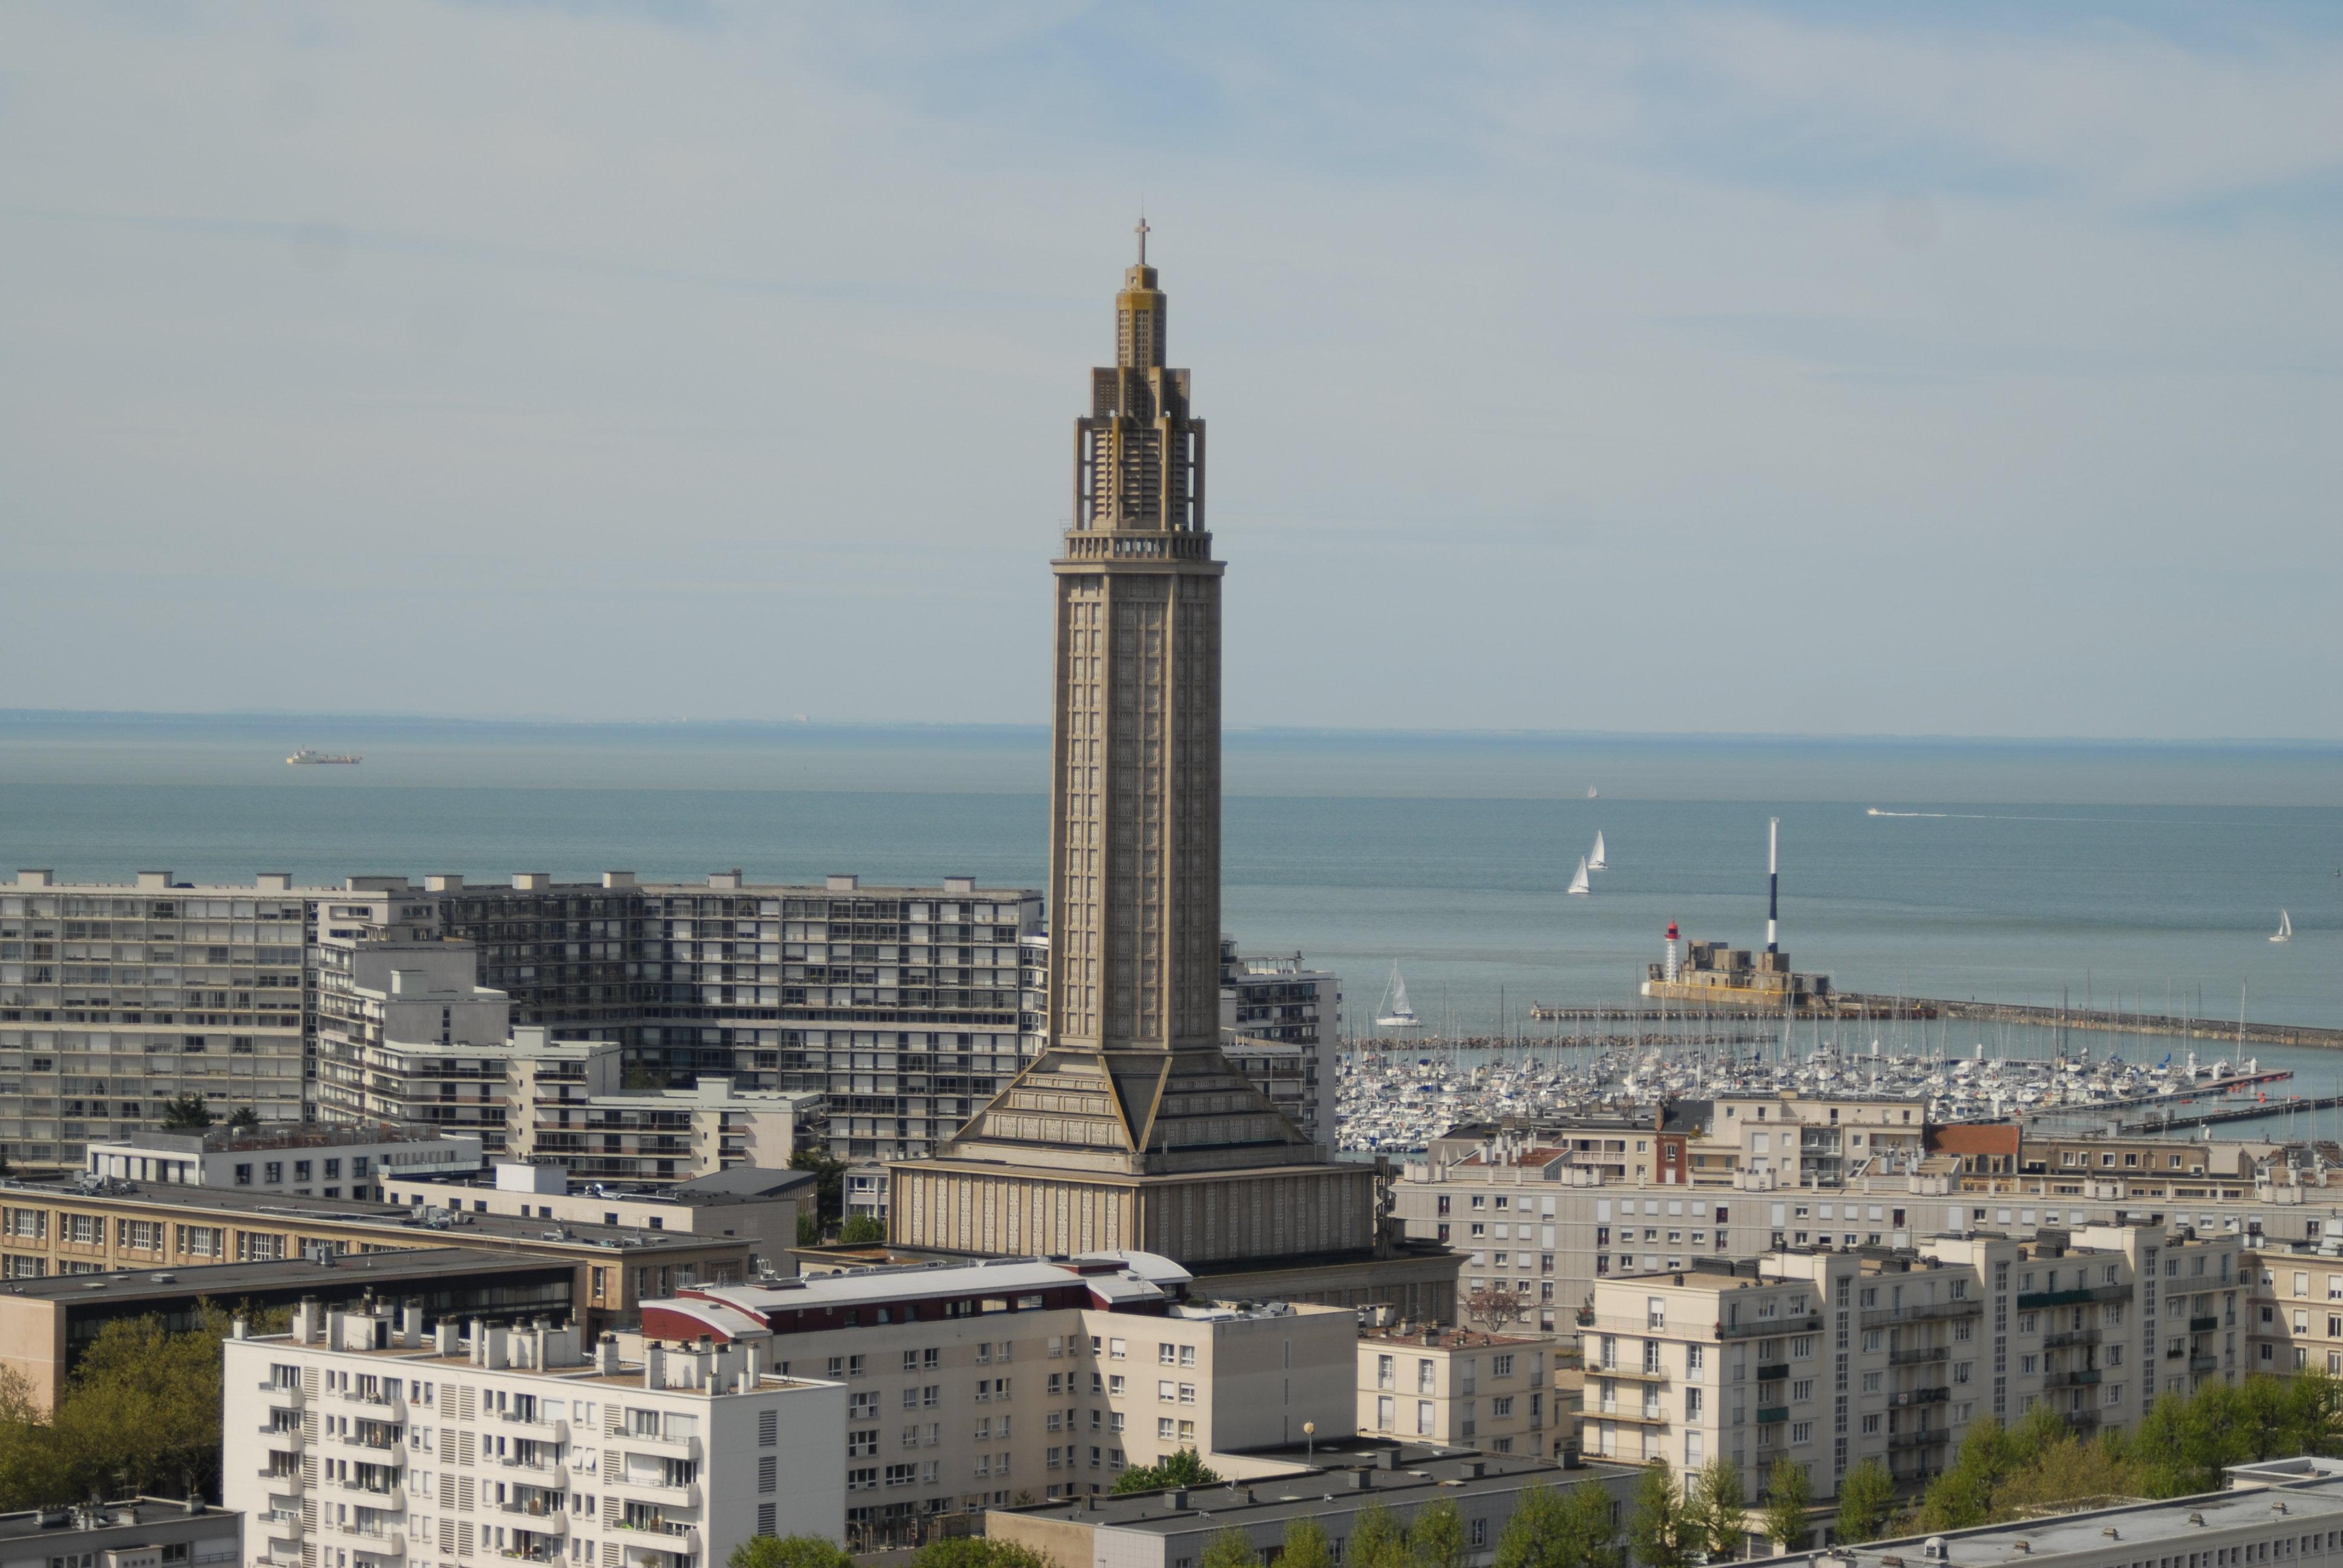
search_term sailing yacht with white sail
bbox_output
[2272,910,2293,944]
[1375,961,1421,1028]
[1567,856,1593,897]
[1587,831,1607,872]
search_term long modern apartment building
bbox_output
[223,1298,847,1568]
[0,869,326,1166]
[1578,1223,2244,1528]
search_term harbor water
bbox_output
[3,713,2338,1143]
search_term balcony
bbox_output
[1889,1387,1950,1408]
[1888,1346,1948,1367]
[2064,1408,2103,1432]
[1860,1301,1982,1330]
[620,1431,704,1463]
[1596,1403,1670,1425]
[2042,1329,2102,1350]
[1756,1406,1789,1425]
[2017,1283,2133,1310]
[1756,1364,1789,1382]
[1719,1315,1821,1340]
[1601,1366,1671,1384]
[1888,1429,1950,1451]
[2189,1316,2220,1334]
[614,1475,703,1511]
[258,1380,306,1402]
[2190,1354,2220,1372]
[2043,1368,2103,1390]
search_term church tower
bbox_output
[887,230,1383,1266]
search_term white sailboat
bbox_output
[1375,961,1421,1028]
[1587,831,1608,872]
[2272,910,2293,944]
[1567,856,1593,897]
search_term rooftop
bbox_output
[1358,1325,1543,1350]
[0,1175,736,1255]
[0,1498,237,1543]
[994,1447,1633,1535]
[0,1245,566,1303]
[88,1126,478,1156]
[1777,1462,2343,1568]
[688,1250,1193,1316]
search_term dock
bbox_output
[2115,1094,2343,1134]
[1587,986,2343,1051]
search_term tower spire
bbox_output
[1135,212,1150,266]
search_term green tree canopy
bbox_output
[1760,1459,1812,1553]
[158,1094,211,1129]
[1112,1448,1224,1494]
[1832,1459,1898,1546]
[1200,1527,1262,1568]
[906,1540,1057,1568]
[1495,1481,1620,1568]
[789,1148,847,1229]
[729,1538,856,1568]
[1627,1459,1693,1568]
[839,1214,887,1244]
[1685,1457,1747,1563]
[1281,1518,1335,1568]
[1346,1501,1411,1568]
[1409,1496,1469,1568]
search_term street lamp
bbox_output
[1303,1420,1316,1463]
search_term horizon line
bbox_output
[2,707,2341,752]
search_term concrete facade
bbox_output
[1357,1327,1553,1455]
[82,1126,482,1201]
[886,240,1383,1272]
[1579,1224,2244,1512]
[634,1251,1355,1545]
[0,1500,238,1568]
[222,1299,847,1567]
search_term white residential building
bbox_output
[82,1126,483,1201]
[221,1298,847,1568]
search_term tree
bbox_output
[159,1094,211,1130]
[1113,1448,1223,1494]
[1495,1481,1620,1568]
[1685,1457,1748,1562]
[1626,1459,1692,1568]
[1994,1435,2138,1518]
[1348,1501,1411,1568]
[224,1106,260,1135]
[621,1065,671,1092]
[730,1539,856,1568]
[1760,1460,1812,1554]
[1282,1518,1335,1568]
[1200,1528,1262,1568]
[1463,1284,1529,1334]
[790,1148,847,1231]
[1832,1460,1898,1546]
[1918,1420,2012,1532]
[1410,1496,1469,1568]
[839,1214,887,1245]
[907,1541,1056,1568]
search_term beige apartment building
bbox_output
[0,1176,754,1324]
[1579,1224,2243,1521]
[1356,1325,1553,1455]
[634,1251,1357,1544]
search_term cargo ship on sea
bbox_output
[285,749,361,765]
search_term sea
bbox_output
[4,711,2339,1141]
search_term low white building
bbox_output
[82,1128,483,1201]
[221,1298,847,1568]
[384,1163,815,1276]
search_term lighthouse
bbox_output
[1664,920,1681,983]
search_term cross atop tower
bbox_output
[1135,214,1150,266]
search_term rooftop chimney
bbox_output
[827,874,859,892]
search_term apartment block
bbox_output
[506,1052,812,1185]
[384,1165,811,1275]
[1578,1224,2243,1520]
[222,1298,847,1568]
[0,870,327,1166]
[0,1177,752,1323]
[82,1126,482,1201]
[634,1251,1358,1546]
[1356,1326,1552,1455]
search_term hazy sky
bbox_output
[4,4,2339,739]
